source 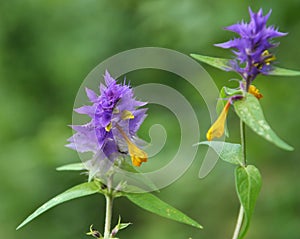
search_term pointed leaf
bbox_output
[191,54,300,76]
[235,165,262,238]
[190,54,231,71]
[233,94,293,151]
[269,66,300,76]
[125,192,202,229]
[196,141,243,165]
[56,162,85,171]
[17,182,100,229]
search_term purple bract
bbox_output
[215,7,287,87]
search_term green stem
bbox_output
[103,177,114,239]
[240,120,246,166]
[232,205,244,239]
[232,120,247,239]
[104,194,113,239]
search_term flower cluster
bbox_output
[207,8,284,141]
[67,71,148,176]
[215,7,286,87]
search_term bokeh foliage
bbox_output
[1,1,300,238]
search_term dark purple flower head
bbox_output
[215,7,287,86]
[66,70,148,176]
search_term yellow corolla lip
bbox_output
[116,124,147,167]
[206,101,231,141]
[126,140,148,167]
[248,85,263,99]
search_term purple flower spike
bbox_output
[66,70,148,178]
[215,7,287,87]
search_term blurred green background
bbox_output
[1,0,300,238]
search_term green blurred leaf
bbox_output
[223,86,243,96]
[190,54,230,71]
[217,86,243,115]
[17,182,100,230]
[116,161,159,192]
[269,66,300,76]
[235,165,262,239]
[196,141,243,165]
[233,94,293,151]
[56,162,85,171]
[216,87,227,115]
[125,192,202,229]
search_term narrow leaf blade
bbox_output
[233,94,293,151]
[269,66,300,76]
[56,162,85,171]
[17,182,99,229]
[196,141,243,165]
[190,54,231,71]
[235,165,262,238]
[125,192,202,229]
[191,54,300,76]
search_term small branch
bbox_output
[232,205,244,239]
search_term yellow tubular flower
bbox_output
[206,101,231,141]
[116,124,148,167]
[248,85,263,99]
[125,138,148,167]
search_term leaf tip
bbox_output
[16,223,24,230]
[283,144,294,151]
[197,224,204,229]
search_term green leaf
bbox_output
[235,165,262,238]
[191,53,300,76]
[233,94,293,151]
[269,66,300,76]
[17,182,100,230]
[125,192,202,229]
[56,162,85,171]
[190,54,230,71]
[196,141,243,165]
